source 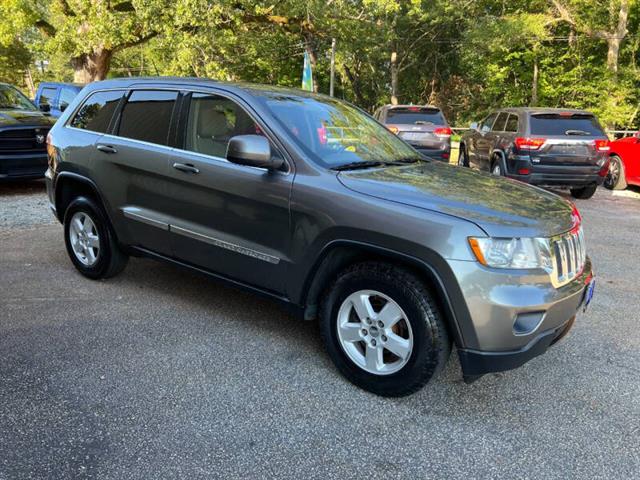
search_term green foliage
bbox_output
[1,0,639,128]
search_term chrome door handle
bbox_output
[173,162,200,174]
[96,144,117,154]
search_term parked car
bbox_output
[0,82,55,180]
[34,82,83,118]
[45,79,594,396]
[374,104,452,160]
[605,132,640,190]
[459,108,610,199]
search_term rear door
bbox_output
[383,107,449,153]
[165,91,293,294]
[91,89,180,256]
[39,86,60,116]
[525,113,607,174]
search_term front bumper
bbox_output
[0,152,48,180]
[449,257,593,378]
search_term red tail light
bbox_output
[514,137,546,150]
[433,127,452,137]
[518,168,530,175]
[387,126,399,134]
[594,139,610,152]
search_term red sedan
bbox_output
[606,133,640,190]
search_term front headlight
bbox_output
[468,237,552,270]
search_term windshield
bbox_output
[0,85,36,111]
[257,93,422,169]
[530,114,604,136]
[386,108,445,125]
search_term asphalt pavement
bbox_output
[1,181,639,479]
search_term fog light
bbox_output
[513,311,546,335]
[518,168,530,175]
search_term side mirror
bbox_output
[39,103,51,113]
[227,135,283,170]
[470,122,478,131]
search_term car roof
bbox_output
[82,76,328,100]
[380,104,441,110]
[497,107,594,116]
[39,82,84,88]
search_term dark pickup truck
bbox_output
[0,82,55,181]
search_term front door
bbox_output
[166,92,293,294]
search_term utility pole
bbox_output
[329,38,336,97]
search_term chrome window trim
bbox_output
[65,84,292,175]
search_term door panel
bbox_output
[166,92,292,294]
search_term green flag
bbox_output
[302,51,313,92]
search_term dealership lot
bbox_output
[1,181,639,479]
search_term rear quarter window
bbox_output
[385,108,445,125]
[70,90,124,133]
[529,114,605,136]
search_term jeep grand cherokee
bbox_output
[45,79,595,396]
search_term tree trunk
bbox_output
[390,50,399,105]
[606,0,629,74]
[71,48,113,84]
[531,57,539,106]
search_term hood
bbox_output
[337,162,576,238]
[0,109,55,128]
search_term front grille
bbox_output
[550,226,586,287]
[0,127,49,154]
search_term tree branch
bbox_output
[35,20,56,37]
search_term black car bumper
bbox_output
[508,172,605,187]
[414,147,451,162]
[457,315,576,381]
[0,152,48,180]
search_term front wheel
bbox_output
[319,262,451,397]
[604,155,627,190]
[570,184,597,199]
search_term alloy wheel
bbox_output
[68,212,100,266]
[336,290,414,375]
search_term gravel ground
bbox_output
[1,182,639,479]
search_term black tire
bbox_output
[63,196,128,279]
[570,183,598,199]
[458,144,469,167]
[604,155,628,190]
[491,157,505,176]
[319,261,451,397]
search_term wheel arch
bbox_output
[54,172,113,225]
[301,240,469,348]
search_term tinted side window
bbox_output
[184,93,260,158]
[493,112,509,131]
[481,113,498,132]
[505,114,519,132]
[118,90,178,145]
[59,88,78,111]
[40,87,58,106]
[70,90,124,133]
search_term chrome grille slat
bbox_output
[550,226,586,288]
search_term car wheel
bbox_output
[491,159,505,176]
[458,145,469,167]
[319,261,451,397]
[604,155,627,190]
[64,196,128,279]
[570,184,598,199]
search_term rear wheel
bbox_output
[64,196,128,279]
[491,158,505,176]
[604,155,627,190]
[570,184,598,199]
[319,262,451,397]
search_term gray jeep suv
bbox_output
[45,78,595,396]
[459,108,610,199]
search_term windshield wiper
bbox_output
[565,129,591,136]
[331,160,387,171]
[391,157,426,164]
